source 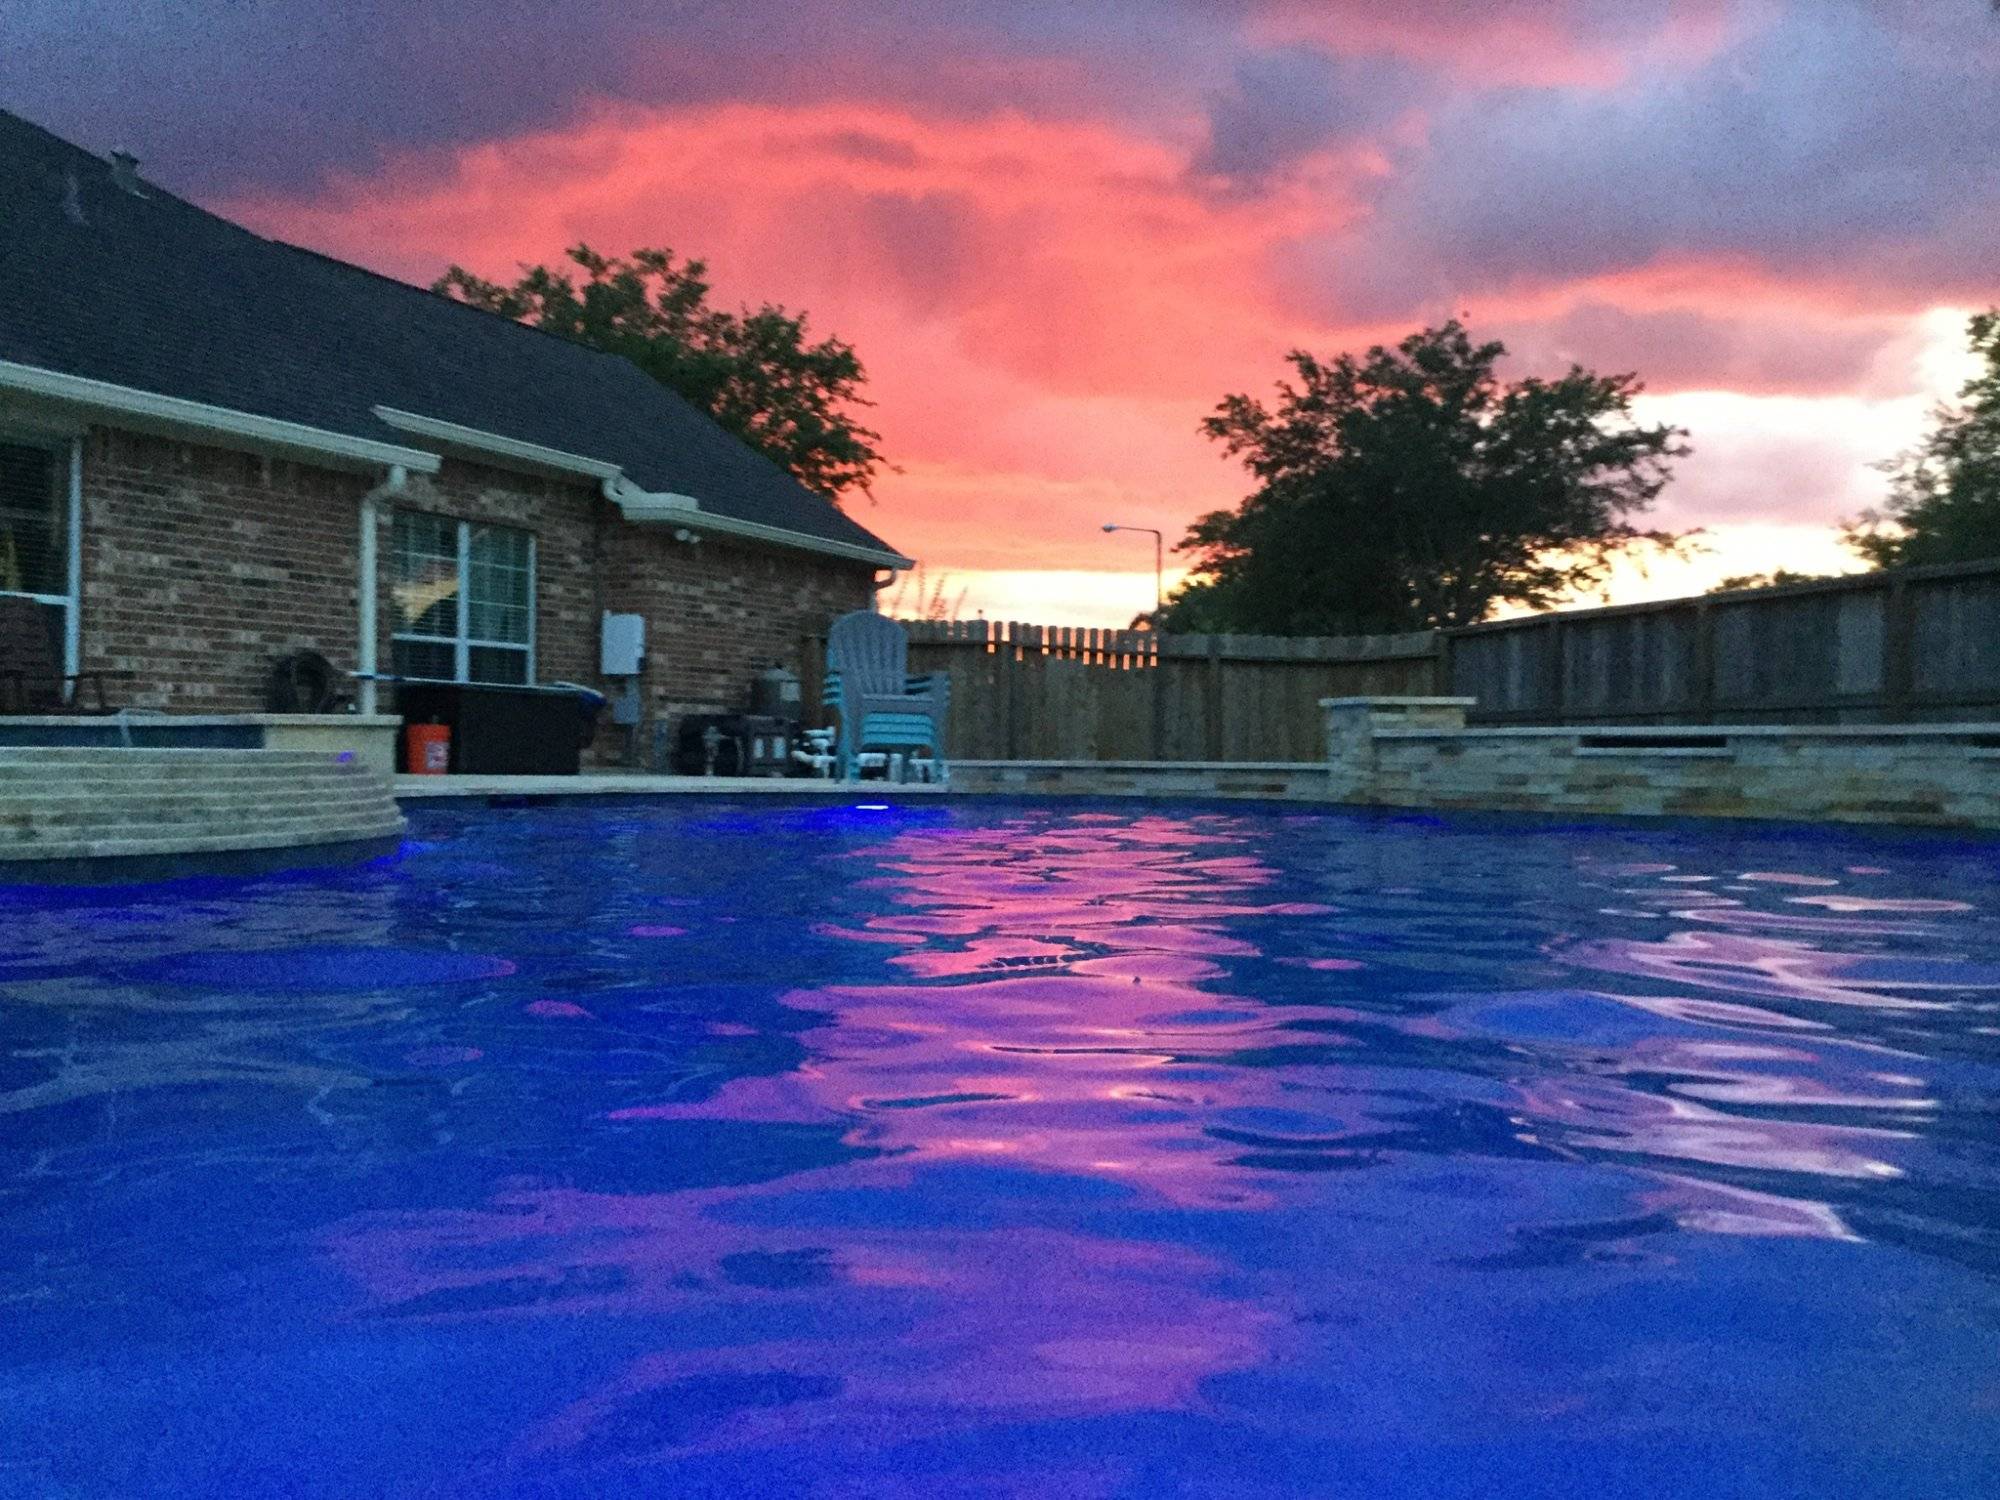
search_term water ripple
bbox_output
[3,802,1998,1495]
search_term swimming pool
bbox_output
[3,800,1997,1496]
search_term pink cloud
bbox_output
[1248,0,1741,88]
[215,47,1985,593]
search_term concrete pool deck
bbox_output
[5,699,1998,886]
[391,763,1321,801]
[399,705,2000,830]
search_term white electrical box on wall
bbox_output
[601,612,646,676]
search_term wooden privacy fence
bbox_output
[800,621,1440,761]
[1445,558,2000,725]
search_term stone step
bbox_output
[0,763,393,787]
[0,775,398,806]
[0,747,346,767]
[0,745,407,870]
[0,799,407,835]
[0,816,410,864]
[0,801,407,839]
[0,773,386,797]
[0,799,400,834]
[0,756,376,781]
[0,788,398,824]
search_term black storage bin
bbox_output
[397,682,591,775]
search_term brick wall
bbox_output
[607,529,875,727]
[78,427,880,737]
[80,429,370,710]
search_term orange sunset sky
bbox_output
[9,1,1995,624]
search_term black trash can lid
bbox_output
[549,680,608,708]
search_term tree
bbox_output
[1706,568,1837,594]
[435,246,886,503]
[1159,321,1689,634]
[885,563,969,623]
[1846,309,2000,569]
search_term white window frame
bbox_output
[0,431,83,683]
[390,513,536,685]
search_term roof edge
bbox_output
[0,359,442,474]
[611,486,913,569]
[0,360,911,568]
[372,405,624,481]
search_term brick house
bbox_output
[0,110,908,745]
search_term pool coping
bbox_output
[394,773,957,799]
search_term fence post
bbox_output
[1002,622,1021,759]
[1882,573,1915,723]
[1150,631,1167,760]
[1549,615,1569,722]
[1205,635,1225,759]
[1691,600,1715,725]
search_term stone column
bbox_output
[1320,696,1476,804]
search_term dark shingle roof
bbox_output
[0,110,903,562]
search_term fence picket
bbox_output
[897,619,1440,760]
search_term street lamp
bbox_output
[1101,522,1164,617]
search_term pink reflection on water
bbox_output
[1786,894,1975,915]
[1641,1175,1860,1242]
[324,812,1334,1470]
[752,971,1359,1202]
[525,1000,593,1020]
[323,810,1976,1473]
[810,921,923,947]
[1513,1073,1907,1180]
[326,1178,1280,1477]
[1561,929,1976,1011]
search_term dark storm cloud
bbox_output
[1,0,683,192]
[4,0,1989,394]
[1311,0,2000,317]
[0,0,1245,195]
[1193,47,1422,188]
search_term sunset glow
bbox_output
[12,1,1994,623]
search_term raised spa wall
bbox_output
[1322,697,2000,829]
[0,714,400,776]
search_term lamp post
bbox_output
[1101,523,1164,618]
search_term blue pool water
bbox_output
[3,800,1999,1497]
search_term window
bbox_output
[390,511,534,684]
[0,443,65,599]
[0,438,76,676]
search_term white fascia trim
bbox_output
[0,359,441,473]
[371,406,624,481]
[607,481,913,569]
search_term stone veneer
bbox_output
[1322,697,2000,828]
[0,747,405,878]
[76,428,876,748]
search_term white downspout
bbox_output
[359,464,407,716]
[63,437,83,684]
